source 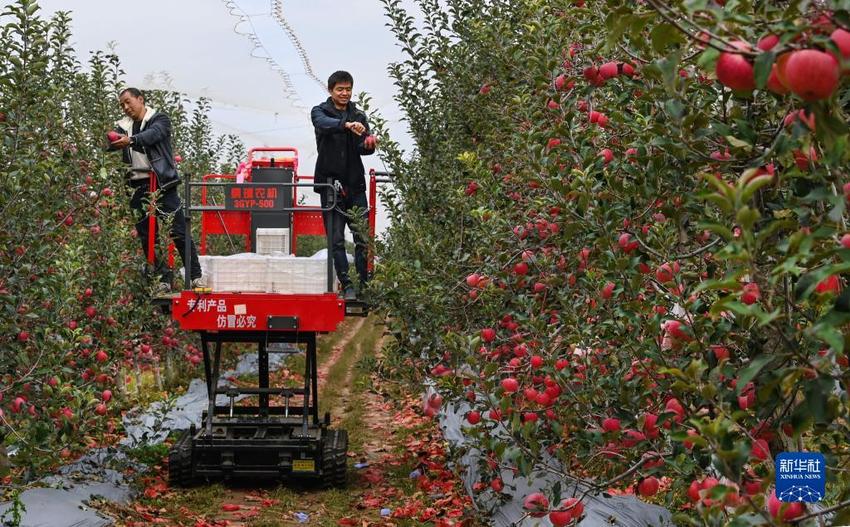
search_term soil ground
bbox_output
[94,316,482,527]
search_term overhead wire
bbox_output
[271,0,327,93]
[220,0,302,106]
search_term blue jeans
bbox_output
[320,190,368,288]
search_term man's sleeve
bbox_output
[132,113,171,147]
[311,105,346,134]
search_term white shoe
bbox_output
[190,275,209,289]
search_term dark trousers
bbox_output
[130,183,202,282]
[320,190,369,287]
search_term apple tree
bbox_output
[0,0,243,477]
[373,0,850,524]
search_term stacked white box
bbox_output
[205,254,268,292]
[256,228,290,255]
[267,255,329,294]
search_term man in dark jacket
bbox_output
[108,87,203,290]
[311,71,376,300]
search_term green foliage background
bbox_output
[372,0,850,524]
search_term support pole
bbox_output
[259,340,269,416]
[309,332,319,425]
[184,173,192,288]
[147,174,157,266]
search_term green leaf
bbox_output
[650,23,684,54]
[736,355,773,394]
[753,51,775,90]
[725,135,752,151]
[696,47,720,70]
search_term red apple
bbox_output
[784,49,839,101]
[17,331,29,342]
[513,262,529,275]
[716,41,755,91]
[757,34,779,51]
[784,109,815,130]
[466,273,481,287]
[481,328,496,342]
[549,498,583,526]
[664,398,685,423]
[774,52,793,89]
[102,389,112,402]
[466,411,481,425]
[766,65,789,94]
[602,417,621,432]
[655,263,675,283]
[95,403,108,416]
[530,355,543,368]
[107,131,122,142]
[95,350,109,363]
[10,397,25,413]
[711,345,730,361]
[831,29,850,71]
[751,438,770,460]
[741,282,760,305]
[599,61,618,79]
[598,148,614,164]
[601,282,616,299]
[501,377,519,393]
[638,476,660,497]
[767,490,805,521]
[554,74,568,91]
[523,492,549,517]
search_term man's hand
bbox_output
[345,121,366,136]
[111,134,131,148]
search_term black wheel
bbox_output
[168,429,196,488]
[321,428,348,488]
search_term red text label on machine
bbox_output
[173,292,346,333]
[186,298,258,329]
[224,184,285,211]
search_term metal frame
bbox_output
[183,178,338,294]
[198,331,320,440]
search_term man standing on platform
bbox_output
[108,87,203,291]
[311,71,376,300]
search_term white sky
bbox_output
[35,0,422,237]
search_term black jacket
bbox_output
[110,109,180,191]
[311,98,375,194]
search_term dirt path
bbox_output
[316,317,366,390]
[211,317,367,527]
[102,317,481,527]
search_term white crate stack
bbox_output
[267,257,329,294]
[198,253,329,294]
[255,228,290,255]
[205,254,268,292]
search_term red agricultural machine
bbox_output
[158,147,391,488]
